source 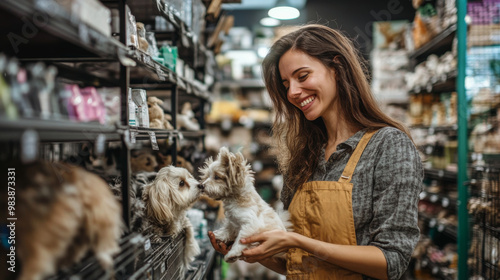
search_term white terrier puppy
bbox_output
[199,147,290,263]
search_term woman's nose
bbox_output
[288,81,301,98]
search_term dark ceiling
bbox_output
[224,0,417,56]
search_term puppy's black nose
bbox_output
[198,184,204,190]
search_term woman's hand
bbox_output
[207,231,234,255]
[240,230,292,263]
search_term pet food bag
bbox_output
[98,87,121,125]
[126,5,139,48]
[131,89,149,128]
[128,88,137,126]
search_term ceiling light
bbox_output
[260,17,281,27]
[268,0,300,20]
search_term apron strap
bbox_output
[338,129,379,183]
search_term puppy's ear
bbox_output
[219,147,232,168]
[232,152,247,186]
[144,182,174,224]
[199,157,213,179]
[234,152,246,166]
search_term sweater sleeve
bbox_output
[369,128,424,280]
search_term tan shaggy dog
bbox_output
[0,161,122,280]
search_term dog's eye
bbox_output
[179,180,185,187]
[214,175,220,180]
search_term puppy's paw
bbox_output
[212,229,228,242]
[224,252,240,263]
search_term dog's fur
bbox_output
[111,166,201,271]
[1,161,122,280]
[199,147,291,263]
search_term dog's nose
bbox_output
[198,184,204,190]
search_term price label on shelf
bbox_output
[148,131,159,150]
[130,131,136,144]
[21,129,39,163]
[95,134,106,156]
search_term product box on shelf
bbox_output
[131,89,149,128]
[128,88,137,126]
[53,0,111,36]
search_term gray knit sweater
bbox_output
[292,127,423,280]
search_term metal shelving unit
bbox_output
[0,0,217,278]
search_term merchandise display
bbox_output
[0,0,499,279]
[0,0,219,279]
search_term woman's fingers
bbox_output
[240,233,264,244]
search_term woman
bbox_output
[208,24,423,280]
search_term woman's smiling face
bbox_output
[279,49,338,122]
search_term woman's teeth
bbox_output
[300,97,315,107]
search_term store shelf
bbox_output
[424,168,458,182]
[409,24,457,65]
[410,125,458,134]
[0,0,212,102]
[127,0,213,68]
[130,127,177,141]
[420,256,456,280]
[409,71,457,94]
[0,0,126,60]
[129,127,206,141]
[0,118,121,142]
[420,191,458,209]
[48,232,146,280]
[52,62,121,87]
[129,52,211,101]
[180,130,207,139]
[218,79,266,88]
[419,212,458,240]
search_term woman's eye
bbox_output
[179,180,185,187]
[299,74,308,81]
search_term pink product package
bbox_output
[80,87,106,124]
[66,85,106,124]
[65,84,83,121]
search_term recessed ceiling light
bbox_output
[268,6,300,20]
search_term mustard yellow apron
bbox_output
[286,130,378,280]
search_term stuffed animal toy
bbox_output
[131,152,158,173]
[164,113,174,130]
[147,96,165,129]
[136,22,149,53]
[156,152,194,174]
[177,102,200,131]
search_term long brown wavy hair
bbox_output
[262,24,412,209]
